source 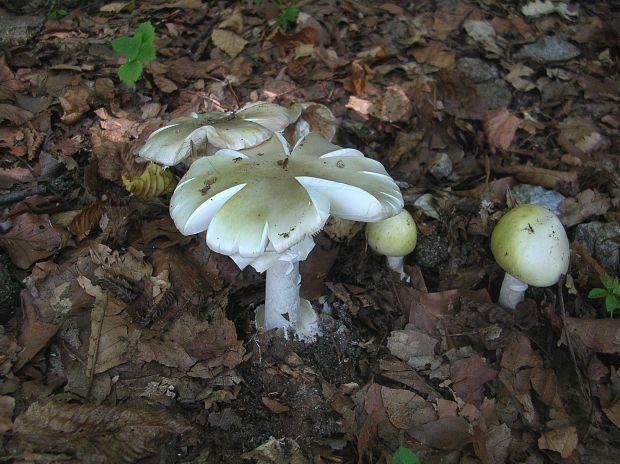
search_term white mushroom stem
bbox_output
[263,260,320,340]
[498,273,529,309]
[386,256,409,282]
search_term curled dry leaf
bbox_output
[262,396,290,414]
[68,203,106,241]
[0,213,70,269]
[59,85,90,124]
[12,401,191,463]
[122,162,175,198]
[351,59,373,95]
[484,107,519,153]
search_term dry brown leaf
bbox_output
[450,355,497,404]
[559,189,611,227]
[0,395,15,433]
[262,396,290,414]
[410,44,455,68]
[505,63,536,91]
[503,165,578,194]
[78,276,130,376]
[381,386,436,430]
[212,28,248,58]
[0,103,33,125]
[240,437,307,463]
[152,74,178,93]
[563,317,620,354]
[351,59,373,96]
[602,398,620,428]
[12,401,191,462]
[68,203,106,241]
[538,426,578,458]
[484,107,519,153]
[501,334,543,371]
[369,85,412,123]
[409,416,473,450]
[59,85,90,124]
[0,213,70,269]
[218,6,244,33]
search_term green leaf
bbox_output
[135,21,155,46]
[277,4,299,29]
[610,278,620,296]
[601,274,615,290]
[588,288,609,299]
[112,36,139,61]
[392,447,421,464]
[136,43,156,63]
[606,294,619,314]
[118,61,143,85]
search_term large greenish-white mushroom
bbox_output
[490,204,569,309]
[366,209,418,281]
[138,101,291,166]
[170,132,403,340]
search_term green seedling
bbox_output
[588,274,620,317]
[252,0,299,30]
[111,21,156,85]
[392,446,421,464]
[48,0,68,19]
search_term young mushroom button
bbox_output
[490,204,569,309]
[138,101,291,166]
[366,209,417,281]
[169,132,403,341]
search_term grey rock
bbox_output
[429,152,453,180]
[477,79,512,108]
[457,57,499,83]
[515,35,581,63]
[574,222,620,274]
[0,14,44,48]
[511,184,566,216]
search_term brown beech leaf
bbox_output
[262,397,290,414]
[409,43,455,68]
[563,317,620,354]
[537,426,578,458]
[484,107,519,153]
[450,355,497,404]
[559,189,611,227]
[0,213,70,269]
[351,59,373,96]
[212,28,247,58]
[12,401,191,463]
[0,103,33,125]
[68,203,106,241]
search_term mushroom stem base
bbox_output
[498,273,529,309]
[260,260,320,341]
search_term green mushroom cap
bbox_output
[491,204,569,287]
[367,209,418,257]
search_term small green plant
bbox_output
[392,446,421,464]
[48,0,68,19]
[252,0,299,30]
[111,21,156,85]
[588,274,620,317]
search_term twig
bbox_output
[0,185,47,206]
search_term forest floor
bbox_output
[1,0,620,463]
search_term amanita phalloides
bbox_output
[139,101,291,166]
[366,209,417,281]
[490,204,569,309]
[169,132,403,340]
